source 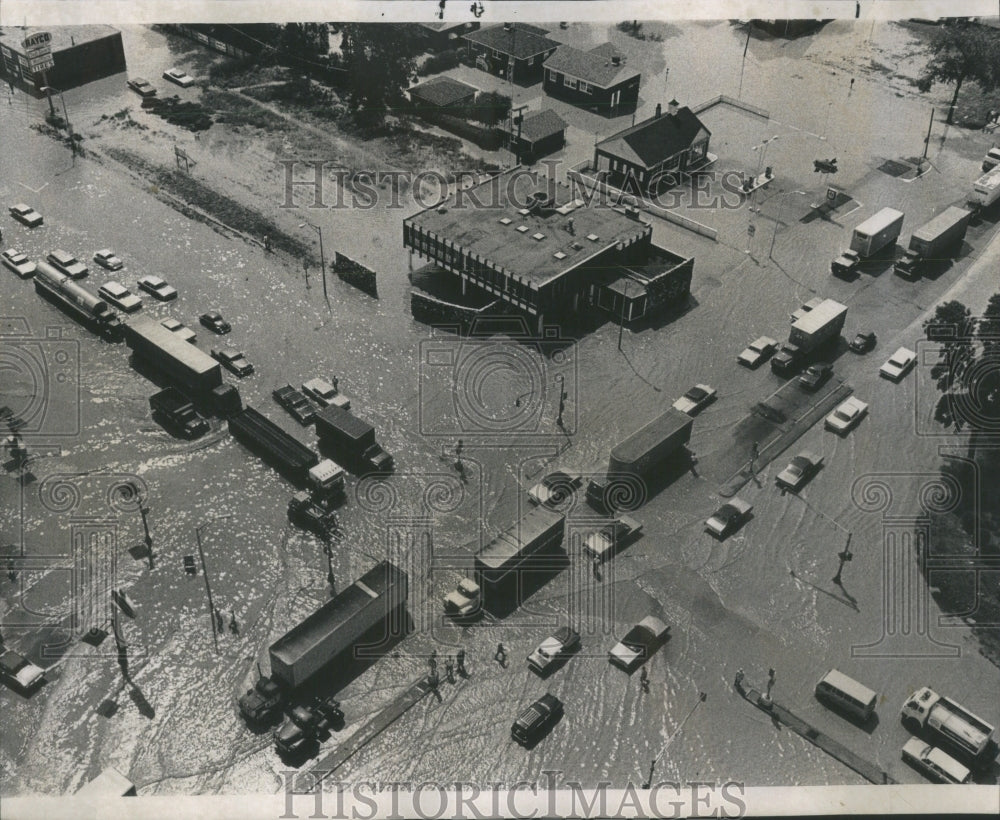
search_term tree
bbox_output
[916,23,1000,124]
[340,24,418,124]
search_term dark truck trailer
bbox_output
[314,405,394,474]
[150,387,210,439]
[771,298,847,376]
[893,206,973,280]
[33,261,123,341]
[587,408,693,512]
[474,506,565,614]
[124,318,223,395]
[229,406,319,483]
[268,561,408,689]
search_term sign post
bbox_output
[23,32,55,115]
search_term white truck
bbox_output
[831,207,904,277]
[901,687,995,761]
[968,165,1000,212]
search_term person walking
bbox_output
[456,648,466,677]
[214,607,225,634]
[229,611,239,635]
[639,666,649,693]
[494,642,507,667]
[445,656,454,683]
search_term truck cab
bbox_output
[238,675,284,725]
[771,343,802,376]
[831,249,861,278]
[274,697,343,756]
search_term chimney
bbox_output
[503,22,513,32]
[667,99,679,116]
[611,55,621,67]
[655,103,662,118]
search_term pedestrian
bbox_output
[332,376,339,392]
[214,607,225,633]
[734,667,745,691]
[428,669,439,690]
[592,555,602,580]
[229,610,239,635]
[456,648,466,676]
[456,439,464,457]
[445,656,454,683]
[494,642,507,666]
[640,666,649,692]
[263,234,272,252]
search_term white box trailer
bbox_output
[969,165,1000,210]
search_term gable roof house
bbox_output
[543,43,640,116]
[461,23,560,84]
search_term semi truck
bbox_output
[314,405,394,474]
[287,458,347,536]
[586,409,693,512]
[33,261,123,341]
[901,687,996,762]
[831,207,904,277]
[124,317,225,396]
[149,387,210,439]
[893,206,973,280]
[771,298,848,376]
[968,165,1000,212]
[228,406,319,483]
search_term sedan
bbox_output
[93,249,124,271]
[528,470,582,508]
[737,336,778,368]
[511,693,563,746]
[776,451,824,491]
[583,515,643,562]
[9,204,43,227]
[211,348,254,377]
[527,626,581,675]
[127,78,157,97]
[849,331,877,353]
[137,275,178,301]
[162,67,195,87]
[46,249,88,279]
[2,249,36,278]
[608,616,670,672]
[160,318,196,344]
[200,312,231,334]
[798,363,833,392]
[273,385,316,425]
[825,396,868,434]
[879,347,917,382]
[98,281,142,313]
[672,384,717,415]
[705,497,753,538]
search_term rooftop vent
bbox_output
[518,208,531,216]
[553,251,567,260]
[586,233,600,242]
[532,233,546,241]
[516,225,529,233]
[611,55,621,67]
[499,217,512,225]
[503,22,513,31]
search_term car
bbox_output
[137,275,177,301]
[775,451,824,491]
[510,693,563,745]
[443,578,481,618]
[160,318,196,344]
[582,515,643,562]
[825,396,869,434]
[798,363,833,392]
[672,384,717,415]
[527,470,582,508]
[98,281,142,313]
[162,67,195,87]
[982,146,1000,173]
[199,311,231,334]
[879,346,917,381]
[127,77,157,97]
[273,385,316,425]
[93,249,124,271]
[901,737,971,784]
[849,331,877,353]
[9,203,43,228]
[527,627,581,675]
[274,696,343,756]
[211,348,254,377]
[46,249,88,279]
[302,378,350,410]
[608,616,670,672]
[737,336,778,368]
[705,497,753,538]
[0,648,45,692]
[2,249,36,278]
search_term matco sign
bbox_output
[23,31,54,75]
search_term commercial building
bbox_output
[542,43,640,116]
[403,169,694,329]
[0,26,125,95]
[511,109,567,161]
[462,23,559,85]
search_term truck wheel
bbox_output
[901,716,920,733]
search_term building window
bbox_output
[527,55,534,65]
[578,81,591,94]
[548,69,558,83]
[564,76,576,89]
[493,48,503,59]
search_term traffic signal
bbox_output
[813,158,838,174]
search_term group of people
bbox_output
[426,648,467,689]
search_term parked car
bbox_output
[442,578,481,618]
[46,249,88,279]
[199,312,231,334]
[98,281,142,313]
[211,348,254,377]
[137,275,177,301]
[8,203,43,227]
[705,497,753,538]
[273,385,316,425]
[162,67,195,87]
[672,384,717,415]
[127,77,157,97]
[849,331,877,353]
[93,249,124,271]
[798,363,833,392]
[0,648,45,692]
[160,317,196,344]
[879,347,917,382]
[737,336,778,368]
[2,249,36,278]
[528,470,582,508]
[510,693,563,745]
[825,396,869,434]
[775,451,824,491]
[302,378,350,410]
[583,515,643,562]
[982,145,1000,173]
[527,626,581,675]
[608,616,670,672]
[901,737,971,784]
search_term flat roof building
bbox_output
[0,26,125,95]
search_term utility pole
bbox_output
[920,108,934,169]
[617,280,629,351]
[195,515,232,654]
[299,221,328,304]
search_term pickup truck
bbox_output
[443,578,481,618]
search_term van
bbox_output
[902,737,972,784]
[814,669,877,721]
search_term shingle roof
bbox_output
[543,43,640,88]
[596,106,710,169]
[462,24,560,59]
[409,76,479,108]
[519,109,567,143]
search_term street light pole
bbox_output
[41,85,75,161]
[299,221,328,303]
[195,514,233,654]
